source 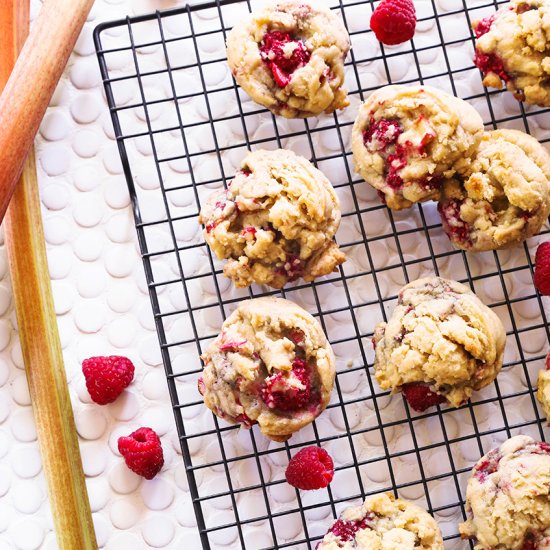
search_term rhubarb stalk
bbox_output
[0,1,97,547]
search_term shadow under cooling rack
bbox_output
[94,0,549,548]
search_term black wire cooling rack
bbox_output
[94,1,549,548]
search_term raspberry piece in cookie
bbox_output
[401,382,447,412]
[437,198,472,248]
[259,31,310,88]
[226,0,350,118]
[472,0,550,107]
[351,85,483,210]
[285,446,334,490]
[370,0,416,46]
[199,149,345,289]
[199,297,335,442]
[261,358,313,411]
[373,277,506,410]
[317,493,443,549]
[460,435,550,550]
[439,129,550,251]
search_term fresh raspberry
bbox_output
[534,242,550,296]
[117,427,164,480]
[546,350,550,370]
[261,359,311,411]
[82,356,135,405]
[401,382,446,412]
[259,31,310,87]
[285,446,334,490]
[370,0,416,46]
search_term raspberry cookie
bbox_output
[538,352,550,421]
[226,0,350,118]
[198,297,335,442]
[472,0,550,108]
[439,129,550,251]
[199,149,345,289]
[373,277,506,411]
[351,85,483,210]
[459,435,550,550]
[317,493,444,549]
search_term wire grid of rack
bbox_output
[94,1,550,548]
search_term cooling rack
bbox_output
[94,1,549,547]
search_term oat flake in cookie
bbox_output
[226,0,350,118]
[351,85,483,210]
[198,297,335,442]
[439,129,550,251]
[460,435,550,550]
[317,493,444,549]
[373,277,506,412]
[472,0,550,108]
[199,148,345,289]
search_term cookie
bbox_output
[351,85,483,210]
[198,297,335,442]
[317,493,444,549]
[226,0,350,118]
[538,361,550,422]
[472,0,550,108]
[439,129,550,251]
[373,277,506,410]
[198,148,345,289]
[459,435,550,550]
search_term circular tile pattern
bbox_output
[2,2,548,549]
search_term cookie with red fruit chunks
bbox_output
[439,129,550,251]
[199,297,335,442]
[538,351,550,422]
[317,492,443,549]
[351,85,483,210]
[226,0,350,118]
[373,277,506,411]
[460,435,550,550]
[472,0,550,108]
[198,149,345,289]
